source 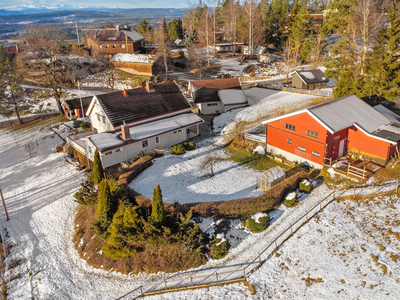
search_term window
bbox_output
[142,140,148,148]
[97,114,100,121]
[104,44,109,48]
[306,130,318,138]
[155,136,160,144]
[111,44,116,48]
[105,151,112,156]
[116,148,122,152]
[287,138,292,144]
[213,103,218,106]
[312,151,320,157]
[285,123,296,131]
[120,44,126,48]
[173,130,177,134]
[99,45,102,49]
[298,146,306,152]
[207,103,213,106]
[101,116,106,124]
[178,129,182,133]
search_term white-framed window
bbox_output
[120,44,126,48]
[312,151,320,157]
[101,116,106,124]
[285,123,296,131]
[306,130,318,138]
[104,44,109,48]
[155,136,160,143]
[287,138,292,144]
[178,129,182,133]
[111,44,116,48]
[213,103,218,106]
[116,148,122,152]
[142,140,148,148]
[105,151,112,156]
[298,146,306,152]
[207,103,213,106]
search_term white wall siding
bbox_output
[199,102,224,115]
[223,103,248,112]
[89,100,114,133]
[100,126,195,168]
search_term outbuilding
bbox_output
[291,70,329,90]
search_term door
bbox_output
[338,139,345,157]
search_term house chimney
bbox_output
[122,89,128,97]
[116,25,120,31]
[145,81,154,92]
[121,121,130,141]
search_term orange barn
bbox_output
[262,95,400,168]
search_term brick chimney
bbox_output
[121,121,130,141]
[145,81,154,92]
[122,89,128,97]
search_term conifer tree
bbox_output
[96,179,113,226]
[93,149,104,185]
[138,19,150,36]
[151,184,165,225]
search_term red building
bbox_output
[262,95,400,168]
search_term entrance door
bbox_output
[338,139,345,157]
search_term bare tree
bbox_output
[197,7,213,65]
[188,45,207,79]
[154,18,171,80]
[17,25,76,114]
[309,33,326,69]
[200,152,221,177]
[25,141,36,158]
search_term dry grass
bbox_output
[191,170,308,219]
[73,205,206,274]
[301,276,324,287]
[243,279,256,295]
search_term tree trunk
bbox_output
[53,88,64,114]
[11,94,22,125]
[164,47,168,80]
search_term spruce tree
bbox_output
[151,184,165,225]
[138,19,150,36]
[93,149,104,185]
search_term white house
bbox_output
[188,78,249,115]
[67,82,203,168]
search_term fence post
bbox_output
[140,286,143,296]
[216,272,219,282]
[190,276,193,286]
[164,280,167,289]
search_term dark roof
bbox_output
[295,70,329,84]
[193,86,242,103]
[81,29,144,43]
[372,127,400,142]
[64,96,94,110]
[95,82,191,127]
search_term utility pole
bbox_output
[0,186,9,221]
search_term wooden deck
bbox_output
[329,157,383,180]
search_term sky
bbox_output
[0,0,191,9]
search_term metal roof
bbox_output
[121,30,144,42]
[308,94,391,133]
[373,105,400,125]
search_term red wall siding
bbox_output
[266,112,328,165]
[348,125,392,159]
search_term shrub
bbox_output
[284,192,299,207]
[73,120,83,128]
[134,151,145,161]
[171,144,186,155]
[246,215,270,233]
[80,122,91,130]
[183,141,195,151]
[299,179,313,193]
[93,149,104,184]
[210,239,230,259]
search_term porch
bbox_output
[323,156,383,180]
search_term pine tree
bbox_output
[168,18,183,40]
[151,184,165,225]
[96,179,113,225]
[93,149,104,184]
[137,19,150,36]
[290,1,311,62]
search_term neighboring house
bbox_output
[111,53,173,76]
[81,26,144,56]
[215,43,235,53]
[67,82,203,168]
[4,45,18,57]
[291,70,329,90]
[62,96,93,119]
[188,78,249,115]
[262,94,400,168]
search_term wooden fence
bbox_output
[243,133,266,143]
[0,112,59,128]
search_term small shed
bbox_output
[257,166,286,191]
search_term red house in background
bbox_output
[62,96,93,119]
[262,95,400,168]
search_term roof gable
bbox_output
[93,82,192,128]
[64,96,94,110]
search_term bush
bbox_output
[210,239,230,259]
[299,179,313,193]
[284,192,299,207]
[246,215,270,233]
[183,141,195,151]
[80,122,91,130]
[134,151,145,161]
[73,120,83,128]
[171,144,186,155]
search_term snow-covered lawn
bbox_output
[213,88,319,133]
[130,139,264,204]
